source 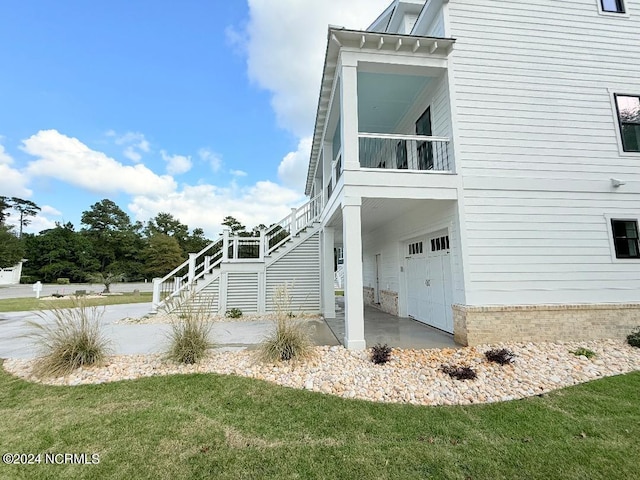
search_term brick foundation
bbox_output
[453,303,640,346]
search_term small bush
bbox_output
[627,327,640,348]
[570,347,596,359]
[441,365,477,380]
[259,284,312,362]
[485,348,516,365]
[28,300,111,377]
[56,277,70,285]
[50,293,64,298]
[371,343,392,365]
[166,303,214,365]
[225,308,243,319]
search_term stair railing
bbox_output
[264,193,322,255]
[152,193,323,312]
[151,237,224,312]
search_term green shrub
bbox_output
[259,284,312,362]
[166,302,215,364]
[627,327,640,348]
[225,308,243,319]
[28,300,111,377]
[371,343,392,365]
[56,277,70,285]
[570,347,597,359]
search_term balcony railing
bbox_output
[358,133,452,172]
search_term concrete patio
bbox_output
[324,297,458,350]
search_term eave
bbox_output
[304,27,455,196]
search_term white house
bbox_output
[156,0,640,350]
[305,0,640,349]
[0,261,23,285]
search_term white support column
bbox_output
[289,207,297,235]
[322,226,336,319]
[322,141,332,201]
[188,253,197,286]
[258,228,266,260]
[151,278,161,313]
[222,229,230,261]
[219,270,228,315]
[258,270,266,314]
[340,60,360,171]
[341,196,366,350]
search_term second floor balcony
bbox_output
[359,133,452,172]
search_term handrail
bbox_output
[152,193,324,313]
[358,132,450,142]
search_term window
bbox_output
[615,95,640,152]
[601,0,625,13]
[611,219,640,258]
[430,235,450,252]
[408,242,423,255]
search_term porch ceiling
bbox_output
[357,72,431,133]
[326,197,452,243]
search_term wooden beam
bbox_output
[331,34,342,47]
[395,38,402,51]
[429,41,438,54]
[378,36,384,50]
[360,35,366,48]
[412,40,420,53]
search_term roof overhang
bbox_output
[304,27,456,196]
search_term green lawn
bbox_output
[0,292,152,312]
[0,363,638,479]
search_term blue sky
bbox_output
[0,0,388,237]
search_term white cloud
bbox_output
[229,169,248,177]
[107,130,150,163]
[199,148,223,173]
[0,143,32,197]
[242,0,389,137]
[22,130,176,196]
[129,181,304,238]
[277,136,312,189]
[161,150,193,175]
[41,204,62,216]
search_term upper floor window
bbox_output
[614,95,640,152]
[601,0,626,13]
[611,219,640,258]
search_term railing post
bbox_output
[151,278,161,313]
[289,207,298,235]
[204,255,211,272]
[188,253,197,286]
[259,228,265,260]
[232,236,239,260]
[222,228,229,261]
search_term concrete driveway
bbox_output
[0,303,339,359]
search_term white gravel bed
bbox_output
[116,312,321,324]
[3,339,640,406]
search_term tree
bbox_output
[0,225,24,268]
[80,199,142,274]
[183,227,210,253]
[0,196,11,225]
[10,197,41,238]
[143,234,185,279]
[22,222,99,283]
[86,272,124,294]
[221,216,249,236]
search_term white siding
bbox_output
[396,72,452,140]
[266,232,321,313]
[448,0,640,305]
[361,200,464,308]
[226,272,259,313]
[193,277,220,312]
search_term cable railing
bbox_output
[358,133,452,172]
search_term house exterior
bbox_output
[306,0,640,349]
[0,261,23,285]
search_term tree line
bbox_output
[0,197,260,284]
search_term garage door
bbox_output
[406,234,454,333]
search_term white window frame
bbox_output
[608,89,640,157]
[596,0,630,17]
[604,214,640,263]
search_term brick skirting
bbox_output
[453,303,640,346]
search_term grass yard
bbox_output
[0,364,638,480]
[0,292,152,312]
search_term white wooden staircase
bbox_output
[151,194,323,314]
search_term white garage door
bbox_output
[406,234,454,333]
